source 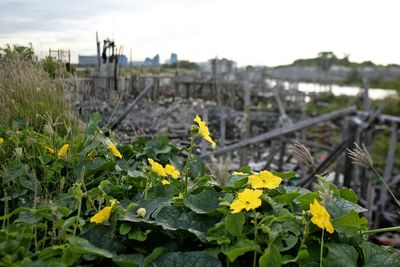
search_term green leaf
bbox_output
[85,113,102,136]
[225,213,245,237]
[21,261,67,267]
[120,198,171,222]
[273,192,301,205]
[128,230,149,241]
[327,197,367,218]
[18,174,41,193]
[324,243,358,267]
[155,206,219,242]
[259,244,282,267]
[67,236,113,258]
[113,254,146,267]
[222,239,259,262]
[207,222,230,245]
[184,189,223,214]
[295,192,320,210]
[225,175,248,188]
[144,247,167,267]
[271,170,297,180]
[362,242,400,267]
[339,187,358,203]
[154,251,222,267]
[333,210,368,238]
[119,223,131,235]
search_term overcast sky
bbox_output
[1,0,400,66]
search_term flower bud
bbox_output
[136,207,146,218]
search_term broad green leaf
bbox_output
[155,205,219,241]
[259,244,282,267]
[327,198,367,218]
[120,198,171,222]
[207,222,230,245]
[119,223,131,235]
[333,210,368,238]
[222,239,259,262]
[225,213,245,237]
[144,247,167,267]
[271,170,298,180]
[273,192,301,205]
[154,251,222,267]
[21,261,67,267]
[18,174,41,193]
[295,192,320,210]
[225,175,248,188]
[113,254,145,267]
[362,242,400,267]
[85,113,102,136]
[324,243,358,267]
[339,187,358,203]
[284,186,310,194]
[67,236,113,258]
[184,189,223,214]
[128,230,149,241]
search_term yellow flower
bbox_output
[148,158,167,177]
[194,115,216,148]
[230,188,263,213]
[248,170,282,190]
[309,199,334,234]
[161,179,170,185]
[232,171,246,176]
[45,146,55,154]
[0,137,4,145]
[108,143,122,158]
[165,164,180,179]
[57,144,69,159]
[90,199,118,224]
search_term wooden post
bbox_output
[240,81,251,166]
[363,77,370,111]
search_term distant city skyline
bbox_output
[1,0,400,67]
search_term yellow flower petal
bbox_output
[45,146,55,154]
[108,143,122,158]
[0,137,4,145]
[148,158,167,177]
[165,164,180,179]
[90,200,118,224]
[310,199,334,233]
[230,188,263,213]
[161,179,170,185]
[232,171,246,176]
[194,115,216,148]
[248,170,282,189]
[57,144,69,159]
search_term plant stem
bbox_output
[253,211,258,267]
[362,225,400,235]
[320,229,325,267]
[371,167,400,207]
[183,136,196,194]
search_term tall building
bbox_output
[170,53,178,64]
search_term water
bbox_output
[267,79,398,100]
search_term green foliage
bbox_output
[0,114,399,266]
[0,47,78,136]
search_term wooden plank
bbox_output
[110,82,154,130]
[202,106,357,158]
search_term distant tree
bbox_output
[42,56,58,78]
[162,60,199,70]
[0,43,36,62]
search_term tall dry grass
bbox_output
[0,55,78,136]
